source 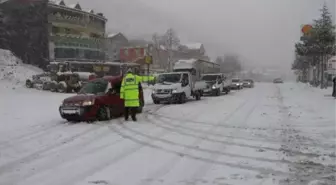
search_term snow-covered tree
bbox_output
[217,54,242,73]
[293,4,335,87]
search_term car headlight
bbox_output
[82,100,94,106]
[152,90,156,94]
[172,89,177,93]
[212,85,216,89]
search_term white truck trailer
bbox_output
[151,58,218,104]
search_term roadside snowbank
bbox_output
[0,49,43,86]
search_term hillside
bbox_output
[0,49,43,87]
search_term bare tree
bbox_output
[217,54,242,73]
[163,28,180,71]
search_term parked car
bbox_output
[230,78,243,90]
[201,73,231,96]
[243,79,254,88]
[59,76,144,122]
[273,78,283,83]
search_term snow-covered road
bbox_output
[0,82,335,185]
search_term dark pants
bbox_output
[124,107,137,121]
[332,83,336,97]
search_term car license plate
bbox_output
[62,109,78,114]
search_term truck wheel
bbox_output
[195,92,201,100]
[42,82,49,90]
[216,89,220,96]
[178,93,186,104]
[49,81,57,92]
[97,106,110,121]
[57,82,67,93]
[153,99,160,104]
[25,79,33,88]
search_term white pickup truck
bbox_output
[151,72,206,104]
[201,73,231,96]
[151,59,210,104]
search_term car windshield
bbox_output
[201,75,218,81]
[79,79,108,94]
[244,79,252,82]
[232,79,240,82]
[157,73,181,83]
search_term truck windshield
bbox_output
[79,79,108,94]
[157,74,181,83]
[48,64,59,73]
[202,75,218,81]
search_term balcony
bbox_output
[50,35,105,50]
[48,15,104,33]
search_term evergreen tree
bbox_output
[293,4,335,87]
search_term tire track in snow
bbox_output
[275,85,336,185]
[35,104,169,185]
[136,97,257,185]
[149,112,333,135]
[188,88,276,181]
[113,118,291,181]
[2,126,125,185]
[119,119,304,166]
[0,124,106,175]
[0,122,68,148]
[52,120,175,185]
[148,115,323,158]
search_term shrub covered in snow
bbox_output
[0,49,44,86]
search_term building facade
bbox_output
[0,0,107,69]
[119,43,211,74]
[105,32,129,61]
[48,0,107,62]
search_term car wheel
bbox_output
[97,106,110,121]
[195,92,201,100]
[216,89,220,96]
[179,93,186,104]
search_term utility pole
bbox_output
[145,44,153,85]
[166,29,173,72]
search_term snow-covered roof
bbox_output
[159,45,167,51]
[328,56,336,62]
[48,1,106,20]
[68,3,81,10]
[51,0,65,6]
[108,33,118,38]
[183,43,203,50]
[177,59,198,64]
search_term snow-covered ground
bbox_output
[0,49,43,87]
[0,79,335,185]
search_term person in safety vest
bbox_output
[120,68,143,121]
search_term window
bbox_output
[52,26,59,34]
[182,73,189,85]
[124,49,129,56]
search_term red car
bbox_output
[59,76,144,122]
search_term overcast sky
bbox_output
[67,0,335,71]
